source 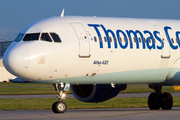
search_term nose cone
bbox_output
[3,46,30,77]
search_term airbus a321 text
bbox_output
[3,11,180,113]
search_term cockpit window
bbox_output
[40,33,52,42]
[23,33,40,41]
[50,33,62,42]
[14,33,24,42]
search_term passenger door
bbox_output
[70,23,90,58]
[154,25,170,58]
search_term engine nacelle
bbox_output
[71,84,127,103]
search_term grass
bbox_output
[0,83,179,95]
[1,97,180,110]
[0,83,70,95]
[0,83,179,110]
[121,84,177,93]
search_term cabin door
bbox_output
[154,25,170,58]
[70,22,90,58]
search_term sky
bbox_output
[0,0,180,40]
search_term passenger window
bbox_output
[124,37,127,43]
[14,33,24,42]
[23,33,40,41]
[176,38,179,44]
[109,37,112,42]
[119,37,122,42]
[143,37,146,43]
[94,36,97,42]
[129,37,132,43]
[104,37,107,42]
[40,33,52,42]
[99,36,102,42]
[153,38,156,43]
[148,38,151,43]
[171,38,174,43]
[50,33,61,42]
[138,37,141,43]
[114,37,117,42]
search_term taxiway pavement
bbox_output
[1,93,180,120]
[1,107,180,120]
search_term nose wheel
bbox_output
[52,83,70,113]
[148,85,173,110]
[52,101,67,113]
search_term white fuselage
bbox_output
[3,16,180,85]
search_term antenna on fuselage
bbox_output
[61,9,65,18]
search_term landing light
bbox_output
[62,93,66,98]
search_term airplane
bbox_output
[3,10,180,113]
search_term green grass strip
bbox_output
[1,97,180,110]
[0,83,179,95]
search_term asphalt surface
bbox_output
[0,92,180,120]
[1,107,180,120]
[1,93,180,119]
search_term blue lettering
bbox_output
[100,25,117,48]
[144,30,155,49]
[164,26,178,50]
[88,24,103,48]
[93,60,109,65]
[88,24,179,50]
[153,31,164,50]
[126,30,145,49]
[116,30,128,49]
[126,30,133,49]
[176,31,180,47]
[93,61,96,64]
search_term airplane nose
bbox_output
[3,47,30,76]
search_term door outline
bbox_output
[154,25,170,58]
[70,22,91,58]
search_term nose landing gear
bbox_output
[52,83,70,113]
[148,85,173,110]
[52,101,67,113]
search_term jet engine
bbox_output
[71,84,127,103]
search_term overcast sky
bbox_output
[0,0,180,40]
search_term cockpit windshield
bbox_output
[14,32,62,43]
[50,33,62,42]
[23,33,40,41]
[40,33,52,42]
[14,33,24,42]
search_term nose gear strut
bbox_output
[52,82,70,113]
